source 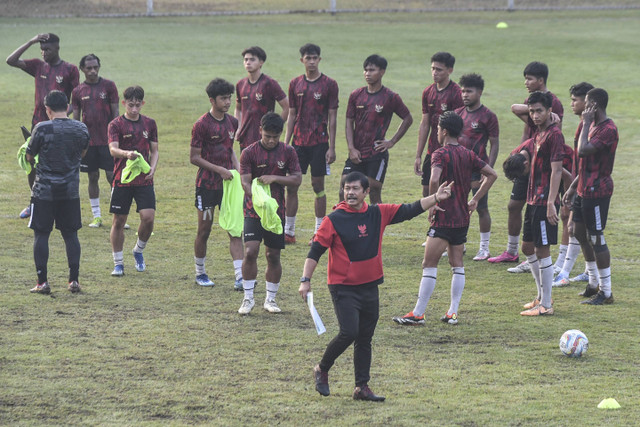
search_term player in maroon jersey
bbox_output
[563,88,618,305]
[238,113,302,315]
[519,92,565,316]
[455,73,499,261]
[284,43,339,244]
[190,78,244,290]
[340,54,413,205]
[72,54,119,228]
[6,33,79,219]
[394,112,496,326]
[107,86,159,277]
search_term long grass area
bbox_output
[1,10,639,425]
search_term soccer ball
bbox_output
[559,329,589,357]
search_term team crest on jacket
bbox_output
[255,92,263,101]
[99,92,107,99]
[358,224,368,237]
[441,103,448,112]
[375,104,383,113]
[314,92,322,100]
[471,121,479,129]
[56,75,63,84]
[277,161,286,169]
[143,130,149,139]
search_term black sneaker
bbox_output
[581,290,614,305]
[353,385,385,402]
[579,285,599,298]
[313,364,329,396]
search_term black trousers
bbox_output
[319,283,379,387]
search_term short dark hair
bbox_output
[79,53,100,69]
[431,52,455,68]
[44,90,68,112]
[587,88,608,110]
[242,46,267,62]
[503,153,528,181]
[344,171,369,191]
[260,112,284,133]
[41,33,60,45]
[206,78,234,99]
[527,91,553,109]
[299,43,321,57]
[363,54,387,70]
[438,111,464,138]
[569,82,594,98]
[123,86,145,101]
[523,61,549,84]
[458,73,484,91]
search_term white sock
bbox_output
[554,245,568,269]
[586,261,598,289]
[561,237,581,276]
[539,256,553,308]
[413,268,437,317]
[195,256,206,276]
[527,254,541,300]
[315,217,324,233]
[507,235,519,255]
[266,281,280,301]
[243,279,256,299]
[233,259,243,281]
[285,216,296,236]
[598,267,612,297]
[448,267,465,315]
[479,232,490,251]
[113,251,124,266]
[133,238,147,253]
[90,198,101,218]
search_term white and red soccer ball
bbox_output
[559,329,589,357]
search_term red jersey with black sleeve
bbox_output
[527,124,565,206]
[455,104,499,163]
[235,74,286,149]
[422,81,463,155]
[524,91,564,139]
[309,200,425,286]
[288,74,339,147]
[430,144,487,228]
[108,114,158,187]
[191,112,239,190]
[71,77,119,146]
[23,59,79,128]
[346,86,410,160]
[577,118,618,199]
[240,141,300,220]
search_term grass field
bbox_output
[1,10,639,426]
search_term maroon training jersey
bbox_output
[455,104,499,163]
[422,81,463,155]
[346,86,410,160]
[562,143,574,174]
[240,141,301,220]
[577,119,618,199]
[572,121,584,176]
[235,74,286,149]
[71,77,119,146]
[524,91,564,139]
[108,114,158,187]
[527,124,565,206]
[191,112,239,190]
[288,74,339,147]
[511,138,535,157]
[430,144,487,228]
[23,59,79,128]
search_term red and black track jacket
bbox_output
[308,200,425,286]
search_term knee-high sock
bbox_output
[448,267,465,315]
[413,268,437,317]
[527,254,541,300]
[34,231,50,284]
[61,229,81,282]
[539,256,553,308]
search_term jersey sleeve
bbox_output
[148,118,158,143]
[451,84,464,110]
[488,111,500,138]
[22,59,41,77]
[430,149,444,169]
[472,151,488,173]
[550,131,565,163]
[346,90,357,119]
[286,145,301,174]
[421,88,430,115]
[392,93,411,120]
[190,119,204,149]
[107,80,119,104]
[270,79,286,102]
[288,80,298,110]
[71,86,81,111]
[107,118,121,144]
[589,126,617,152]
[239,147,252,175]
[328,79,339,110]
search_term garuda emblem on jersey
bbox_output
[255,92,263,101]
[56,75,63,84]
[277,161,286,169]
[441,103,448,112]
[375,104,383,113]
[314,92,322,100]
[143,130,149,139]
[471,121,479,129]
[99,92,107,99]
[357,224,368,237]
[228,131,235,139]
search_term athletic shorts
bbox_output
[522,204,558,247]
[243,216,285,250]
[421,154,432,186]
[195,187,223,211]
[510,175,528,201]
[342,151,389,183]
[471,186,489,210]
[81,145,114,173]
[572,196,610,235]
[294,143,328,177]
[28,197,82,233]
[110,184,156,215]
[427,226,469,246]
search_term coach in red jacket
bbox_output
[299,171,452,401]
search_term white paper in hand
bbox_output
[306,292,326,335]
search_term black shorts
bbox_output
[427,226,469,246]
[471,186,489,210]
[81,145,114,173]
[342,151,389,183]
[522,204,558,247]
[110,184,156,215]
[243,216,285,249]
[421,154,432,186]
[195,187,223,211]
[510,174,528,201]
[28,198,82,233]
[572,196,610,235]
[294,143,328,177]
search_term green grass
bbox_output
[1,10,639,425]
